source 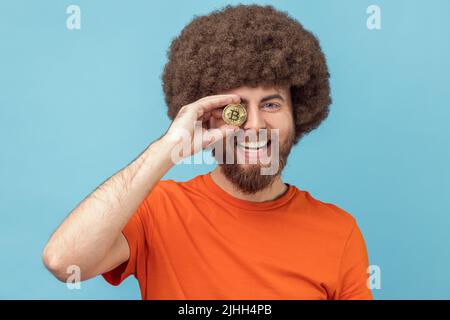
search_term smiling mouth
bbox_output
[235,139,271,150]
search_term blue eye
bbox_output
[263,103,280,110]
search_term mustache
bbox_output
[213,129,295,166]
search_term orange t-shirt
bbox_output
[102,172,372,300]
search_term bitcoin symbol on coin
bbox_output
[222,103,247,126]
[229,110,239,121]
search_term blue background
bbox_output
[1,0,449,299]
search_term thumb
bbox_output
[202,126,239,149]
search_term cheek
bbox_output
[264,114,294,141]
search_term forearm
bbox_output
[43,135,176,278]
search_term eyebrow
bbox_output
[240,94,285,104]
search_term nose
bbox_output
[243,104,266,132]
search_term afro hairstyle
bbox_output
[161,3,332,144]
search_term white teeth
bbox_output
[237,140,268,149]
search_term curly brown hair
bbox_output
[161,4,331,144]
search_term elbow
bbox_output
[42,245,70,283]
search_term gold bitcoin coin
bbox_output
[222,103,247,126]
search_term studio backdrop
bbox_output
[0,0,449,299]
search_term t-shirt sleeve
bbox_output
[335,220,373,300]
[101,191,154,286]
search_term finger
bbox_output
[214,125,240,143]
[199,111,212,122]
[211,108,223,119]
[208,114,216,129]
[197,94,241,102]
[194,95,241,116]
[202,125,239,149]
[201,128,222,149]
[218,124,240,136]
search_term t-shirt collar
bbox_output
[201,171,297,212]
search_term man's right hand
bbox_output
[163,94,242,159]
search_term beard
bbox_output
[212,128,295,195]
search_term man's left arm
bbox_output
[334,220,373,300]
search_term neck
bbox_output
[210,166,288,202]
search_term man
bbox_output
[43,4,372,299]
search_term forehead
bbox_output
[221,85,289,98]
